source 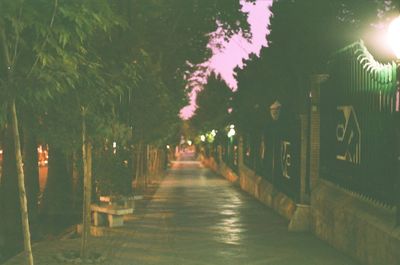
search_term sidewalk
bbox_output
[4,152,359,265]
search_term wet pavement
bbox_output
[4,151,359,265]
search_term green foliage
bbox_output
[93,150,131,197]
[131,74,182,144]
[0,0,119,100]
[190,73,233,133]
[0,0,125,145]
[115,0,255,131]
[0,0,263,160]
[123,0,252,72]
[232,53,274,134]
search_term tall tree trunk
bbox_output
[10,100,34,265]
[2,26,34,265]
[145,144,150,185]
[80,111,92,259]
[155,149,160,176]
[142,143,146,188]
[71,150,82,211]
[131,145,136,192]
[134,142,143,193]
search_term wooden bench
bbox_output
[91,204,133,228]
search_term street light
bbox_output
[227,125,236,138]
[387,16,400,225]
[269,100,282,121]
[388,16,400,60]
[387,16,400,112]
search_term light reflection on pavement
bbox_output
[106,151,359,265]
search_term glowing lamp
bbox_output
[387,16,400,226]
[227,127,236,138]
[388,16,400,59]
[270,100,282,121]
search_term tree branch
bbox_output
[11,3,24,67]
[28,0,58,77]
[1,28,11,67]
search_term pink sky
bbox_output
[180,0,273,120]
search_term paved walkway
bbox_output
[5,152,359,265]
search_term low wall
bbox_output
[202,156,400,264]
[219,162,239,184]
[312,179,400,265]
[239,164,296,221]
[201,157,296,221]
[200,155,219,172]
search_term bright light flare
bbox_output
[387,16,400,59]
[227,128,236,138]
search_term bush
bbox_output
[93,150,131,198]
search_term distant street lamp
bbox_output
[227,125,236,138]
[387,16,400,225]
[269,100,282,121]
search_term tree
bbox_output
[114,0,256,118]
[190,73,233,133]
[0,1,261,262]
[0,1,121,262]
[230,0,399,132]
[110,0,255,189]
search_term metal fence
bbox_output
[320,40,398,206]
[242,113,301,201]
[222,136,239,173]
[243,133,264,176]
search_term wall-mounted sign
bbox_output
[336,106,361,164]
[281,140,292,179]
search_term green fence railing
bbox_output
[321,40,398,206]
